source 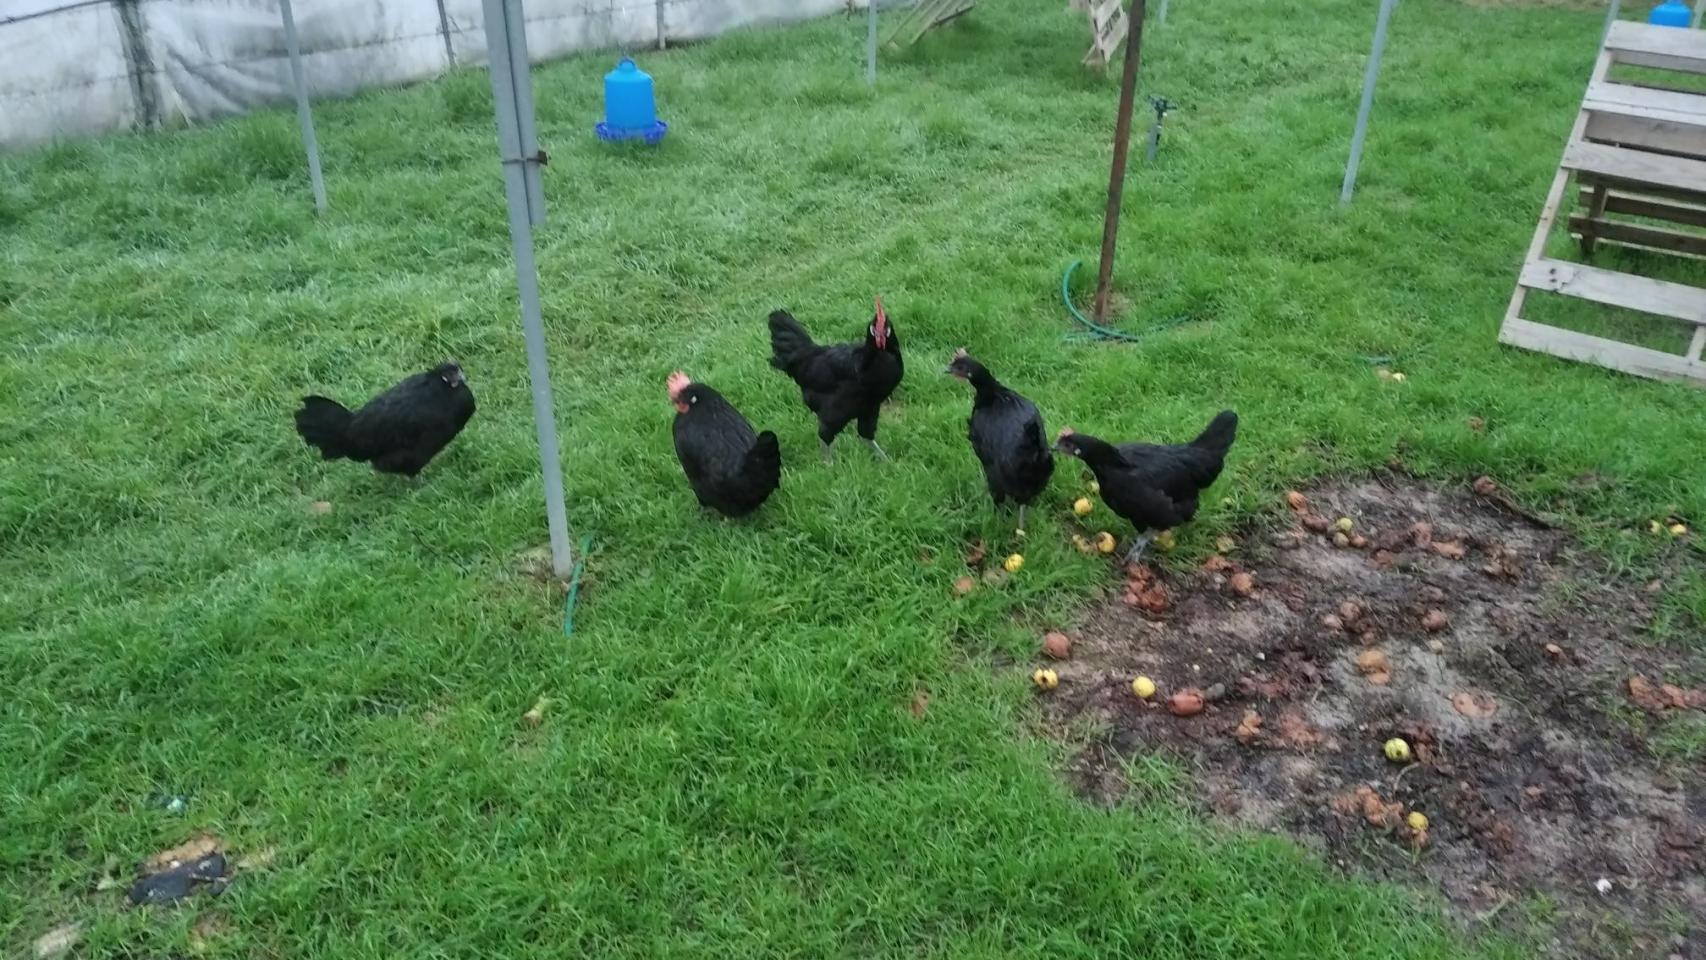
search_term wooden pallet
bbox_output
[881,0,977,49]
[1499,21,1706,387]
[1081,0,1129,70]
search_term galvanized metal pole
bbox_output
[279,0,327,213]
[1091,0,1146,324]
[1602,0,1622,48]
[656,0,666,50]
[435,0,457,66]
[1693,0,1703,29]
[1158,0,1169,25]
[1339,0,1395,206]
[866,0,878,85]
[483,0,573,578]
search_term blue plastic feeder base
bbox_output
[596,120,668,145]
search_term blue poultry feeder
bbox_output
[1649,0,1691,25]
[595,57,668,145]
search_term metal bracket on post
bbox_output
[483,0,573,578]
[1339,0,1396,206]
[279,0,327,213]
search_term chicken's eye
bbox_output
[689,396,697,404]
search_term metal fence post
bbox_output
[279,0,327,213]
[483,0,573,578]
[1339,0,1396,206]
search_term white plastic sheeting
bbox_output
[0,0,849,148]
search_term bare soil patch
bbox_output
[1039,477,1704,958]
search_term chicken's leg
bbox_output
[863,438,889,461]
[1016,504,1028,536]
[821,440,835,464]
[1122,533,1154,568]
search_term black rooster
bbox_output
[946,349,1054,535]
[669,371,781,518]
[294,361,475,478]
[767,297,903,462]
[1054,411,1239,565]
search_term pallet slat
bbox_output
[1605,20,1706,73]
[1500,318,1706,387]
[1569,215,1706,257]
[1584,80,1706,124]
[1519,258,1706,324]
[1576,187,1706,226]
[1563,141,1706,195]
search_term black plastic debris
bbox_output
[127,852,229,906]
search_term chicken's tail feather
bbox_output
[744,430,782,491]
[294,396,356,460]
[766,310,816,372]
[1191,410,1239,456]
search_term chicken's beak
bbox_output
[873,295,888,350]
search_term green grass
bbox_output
[3,0,1705,956]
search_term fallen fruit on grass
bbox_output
[1355,649,1392,685]
[1073,498,1093,517]
[1088,480,1100,494]
[1004,553,1024,573]
[1332,532,1351,548]
[308,500,332,516]
[1041,632,1072,660]
[1649,520,1664,535]
[1383,738,1412,763]
[1234,710,1263,744]
[1392,372,1407,382]
[1156,530,1176,552]
[1407,811,1429,832]
[1334,517,1355,533]
[952,576,975,596]
[522,697,549,727]
[1132,676,1157,699]
[1096,532,1116,554]
[1349,534,1368,549]
[1228,572,1255,597]
[1451,691,1498,719]
[1214,535,1236,553]
[1032,669,1058,691]
[1472,476,1499,496]
[1670,523,1688,537]
[1544,642,1563,659]
[1338,600,1363,624]
[1421,609,1449,632]
[1167,689,1205,716]
[1321,614,1345,632]
[1285,490,1309,511]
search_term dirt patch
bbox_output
[1040,477,1705,958]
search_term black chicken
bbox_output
[1054,411,1239,565]
[946,349,1054,534]
[294,361,475,478]
[767,297,903,463]
[669,371,781,518]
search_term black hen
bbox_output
[946,349,1054,534]
[1054,411,1239,565]
[294,361,475,478]
[767,297,903,462]
[668,371,781,518]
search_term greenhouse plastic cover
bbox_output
[0,0,852,148]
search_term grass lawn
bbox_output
[3,0,1704,955]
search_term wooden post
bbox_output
[1092,0,1146,324]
